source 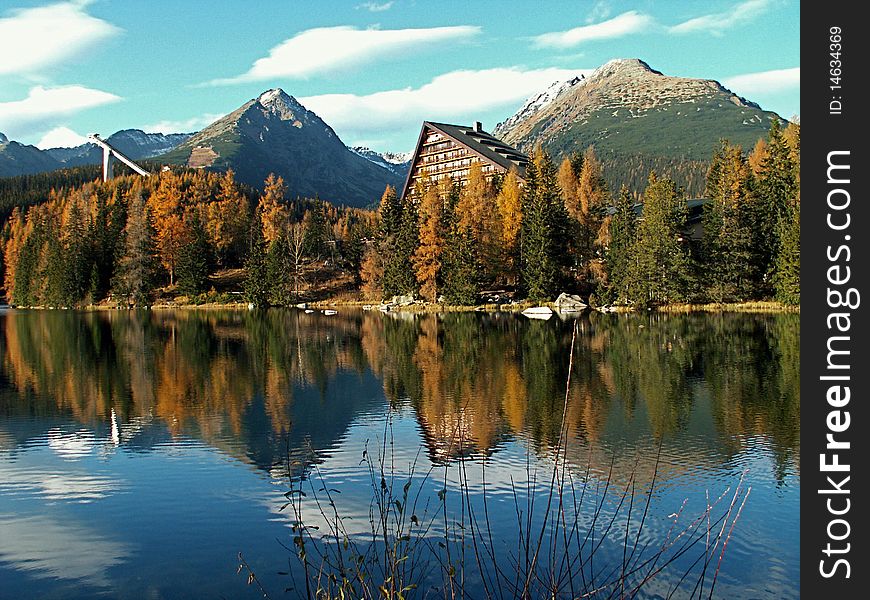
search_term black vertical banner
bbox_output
[802,3,868,597]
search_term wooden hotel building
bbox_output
[400,121,529,201]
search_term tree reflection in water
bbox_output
[0,309,799,484]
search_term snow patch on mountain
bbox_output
[495,74,586,137]
[350,146,411,174]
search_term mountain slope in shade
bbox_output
[0,135,62,177]
[494,59,782,163]
[161,89,404,207]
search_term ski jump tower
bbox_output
[88,134,152,181]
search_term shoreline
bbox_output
[4,299,799,314]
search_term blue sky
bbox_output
[0,0,800,153]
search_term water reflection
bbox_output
[1,309,799,483]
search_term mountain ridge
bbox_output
[160,88,404,207]
[0,129,191,177]
[493,58,782,196]
[494,59,782,159]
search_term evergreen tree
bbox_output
[113,191,158,306]
[753,120,797,294]
[176,213,210,296]
[88,188,127,301]
[302,200,328,259]
[381,185,418,298]
[62,199,92,305]
[775,202,800,304]
[520,150,569,300]
[13,234,40,306]
[702,140,755,301]
[626,173,692,306]
[604,186,637,303]
[266,235,287,304]
[775,120,800,304]
[244,208,271,307]
[378,184,402,239]
[441,224,480,305]
[43,220,67,306]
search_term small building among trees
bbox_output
[400,121,528,201]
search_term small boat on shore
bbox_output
[522,306,553,320]
[323,309,337,316]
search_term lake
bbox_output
[0,308,799,599]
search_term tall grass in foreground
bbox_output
[239,324,750,599]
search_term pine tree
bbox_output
[378,185,402,239]
[753,120,798,295]
[244,208,271,307]
[520,150,569,301]
[302,200,328,259]
[775,120,800,304]
[604,186,637,303]
[114,191,158,306]
[381,186,418,298]
[626,172,692,306]
[775,202,800,304]
[62,199,92,305]
[13,234,40,306]
[702,140,755,301]
[176,213,210,296]
[442,224,480,305]
[266,235,287,304]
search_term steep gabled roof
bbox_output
[400,121,528,200]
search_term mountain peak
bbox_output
[0,132,7,144]
[254,88,313,123]
[494,57,780,172]
[258,88,290,104]
[258,88,303,110]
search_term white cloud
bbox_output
[533,11,657,48]
[142,113,225,134]
[0,1,120,76]
[670,0,772,35]
[0,85,121,140]
[357,1,394,11]
[36,126,90,148]
[205,25,481,85]
[585,1,612,24]
[722,67,800,95]
[300,66,592,135]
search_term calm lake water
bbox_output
[0,308,799,599]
